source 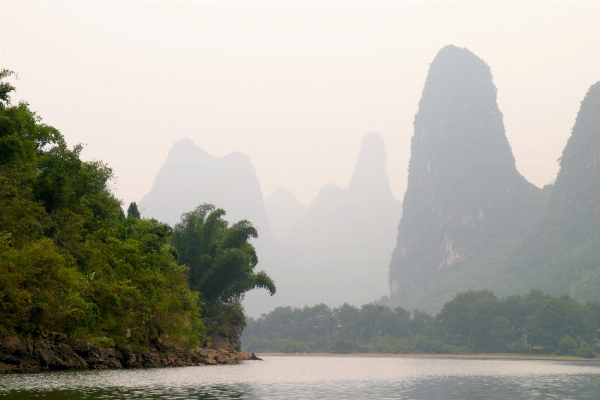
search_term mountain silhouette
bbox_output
[139,138,274,242]
[387,45,548,312]
[250,133,402,313]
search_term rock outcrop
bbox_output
[387,45,548,311]
[0,331,254,373]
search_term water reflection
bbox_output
[1,356,599,399]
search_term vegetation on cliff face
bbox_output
[243,290,600,357]
[505,82,600,301]
[387,47,600,313]
[387,46,549,312]
[0,71,274,349]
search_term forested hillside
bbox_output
[0,71,201,346]
[505,82,600,301]
[0,71,274,351]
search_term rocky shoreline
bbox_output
[0,332,260,373]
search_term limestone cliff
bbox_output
[388,45,548,311]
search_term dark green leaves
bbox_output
[0,70,16,109]
[172,204,275,306]
[0,74,203,348]
[127,202,141,219]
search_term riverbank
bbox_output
[259,352,599,361]
[0,333,256,373]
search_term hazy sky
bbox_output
[1,1,599,206]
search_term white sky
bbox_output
[1,1,599,206]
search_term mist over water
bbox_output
[2,357,600,399]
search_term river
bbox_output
[1,356,599,399]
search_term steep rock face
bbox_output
[139,138,273,242]
[507,82,600,301]
[264,188,308,241]
[262,133,402,310]
[388,45,548,311]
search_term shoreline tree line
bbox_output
[243,289,600,357]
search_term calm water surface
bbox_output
[1,356,599,399]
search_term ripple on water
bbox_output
[1,357,599,399]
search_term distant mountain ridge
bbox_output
[387,45,549,311]
[139,136,402,317]
[259,133,402,311]
[139,138,273,242]
[281,133,401,247]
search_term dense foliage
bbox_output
[243,290,600,357]
[0,73,203,347]
[171,204,275,329]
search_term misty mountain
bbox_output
[505,82,600,302]
[387,45,549,312]
[282,133,400,247]
[138,138,274,242]
[251,133,402,312]
[264,188,308,241]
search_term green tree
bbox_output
[556,335,578,355]
[0,69,16,109]
[127,202,141,219]
[585,301,600,341]
[171,204,275,309]
[436,290,507,352]
[502,294,529,351]
[526,295,593,352]
[411,309,435,337]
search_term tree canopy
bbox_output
[244,289,599,357]
[0,69,16,109]
[171,204,276,307]
[127,201,141,219]
[0,71,202,347]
